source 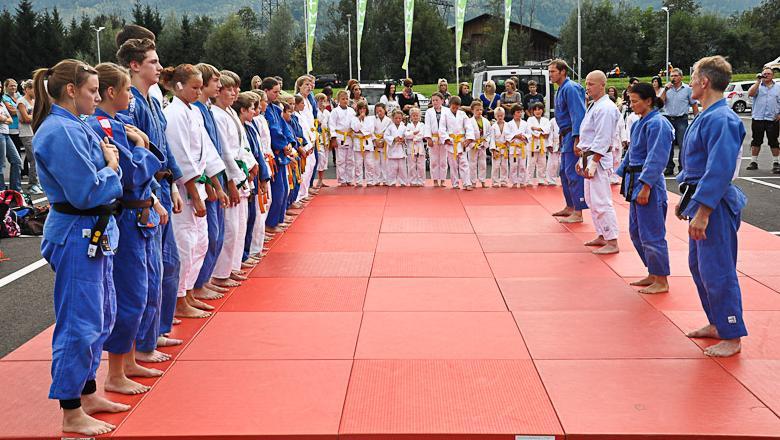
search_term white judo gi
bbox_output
[546,118,562,185]
[351,115,377,185]
[441,108,474,188]
[250,114,274,256]
[372,114,392,185]
[405,121,427,186]
[506,118,530,186]
[467,115,491,185]
[526,115,551,185]
[384,122,409,185]
[329,105,355,184]
[317,109,331,172]
[424,107,448,181]
[489,120,511,186]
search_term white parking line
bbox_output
[739,177,780,189]
[0,258,48,289]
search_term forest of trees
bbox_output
[0,0,777,89]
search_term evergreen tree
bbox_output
[10,0,37,79]
[204,14,253,85]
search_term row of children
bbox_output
[321,93,563,189]
[30,23,324,436]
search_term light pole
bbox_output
[347,14,353,80]
[91,25,106,64]
[304,0,310,73]
[662,6,671,83]
[577,0,581,81]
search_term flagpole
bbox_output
[304,0,310,73]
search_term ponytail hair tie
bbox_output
[47,68,54,76]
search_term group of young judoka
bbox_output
[29,24,332,437]
[325,93,564,189]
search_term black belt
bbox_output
[120,198,154,226]
[666,115,687,120]
[676,183,697,219]
[52,202,118,257]
[581,148,612,171]
[620,165,644,201]
[559,127,572,147]
[154,169,173,183]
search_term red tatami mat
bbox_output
[4,183,780,439]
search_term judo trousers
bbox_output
[583,166,619,241]
[448,152,472,187]
[152,184,180,339]
[104,209,159,354]
[491,154,508,186]
[172,198,209,296]
[526,151,547,184]
[508,154,526,185]
[386,158,408,186]
[560,151,588,210]
[429,143,448,181]
[689,200,748,340]
[546,152,561,185]
[335,146,354,184]
[468,148,488,184]
[194,197,225,289]
[42,217,116,400]
[408,154,426,185]
[266,163,288,228]
[628,187,670,276]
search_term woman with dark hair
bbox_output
[458,82,474,116]
[651,76,664,97]
[622,76,640,116]
[380,82,400,113]
[397,78,419,115]
[617,82,673,294]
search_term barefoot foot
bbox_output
[704,339,742,357]
[62,408,116,436]
[135,349,171,363]
[212,278,241,288]
[639,282,669,294]
[630,276,654,287]
[175,303,212,319]
[687,324,720,339]
[584,237,607,247]
[552,207,573,217]
[81,393,131,415]
[558,214,584,223]
[592,243,619,255]
[193,286,224,300]
[104,375,150,395]
[187,296,214,311]
[156,336,183,348]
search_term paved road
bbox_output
[1,114,778,357]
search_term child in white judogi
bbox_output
[351,101,376,186]
[489,107,511,187]
[545,117,561,186]
[405,108,427,186]
[294,95,315,200]
[250,93,274,256]
[467,101,491,188]
[425,93,448,187]
[384,110,408,186]
[372,103,392,186]
[329,90,355,186]
[506,104,529,188]
[441,96,474,190]
[610,110,628,184]
[526,102,550,186]
[315,93,330,188]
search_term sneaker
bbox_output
[29,184,44,195]
[773,162,780,174]
[746,161,758,170]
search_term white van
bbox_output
[471,62,554,118]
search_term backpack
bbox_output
[0,190,24,239]
[14,205,48,236]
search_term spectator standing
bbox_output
[479,80,500,120]
[437,78,451,105]
[622,77,640,117]
[2,79,26,177]
[651,76,664,97]
[458,82,474,116]
[18,80,41,194]
[397,78,419,115]
[660,68,699,175]
[380,82,400,114]
[500,79,522,121]
[0,93,22,191]
[522,80,545,116]
[746,68,780,173]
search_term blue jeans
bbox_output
[0,133,22,191]
[665,116,689,172]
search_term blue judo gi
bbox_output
[243,121,272,260]
[193,100,225,289]
[264,103,295,228]
[307,94,320,188]
[554,78,587,210]
[122,87,183,341]
[676,98,748,339]
[34,105,123,403]
[617,109,673,276]
[87,109,163,355]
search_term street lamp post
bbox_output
[662,6,671,83]
[91,25,106,64]
[577,0,581,81]
[347,14,353,80]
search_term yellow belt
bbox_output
[511,141,527,160]
[531,136,546,154]
[374,134,386,159]
[336,129,352,143]
[473,137,486,150]
[495,142,509,159]
[451,134,465,162]
[356,134,372,153]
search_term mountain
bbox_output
[0,0,764,36]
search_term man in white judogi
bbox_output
[577,70,621,254]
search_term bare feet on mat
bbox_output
[193,286,224,300]
[686,324,720,339]
[630,275,654,287]
[187,296,214,311]
[639,277,669,294]
[552,207,573,217]
[175,302,211,319]
[205,282,229,293]
[212,277,241,288]
[104,374,150,395]
[172,318,182,325]
[558,213,583,223]
[230,271,248,281]
[592,243,619,255]
[584,236,607,247]
[124,360,163,378]
[135,349,171,363]
[156,336,183,347]
[704,339,742,357]
[62,408,116,436]
[241,261,257,269]
[81,393,131,414]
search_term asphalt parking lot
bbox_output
[1,114,778,357]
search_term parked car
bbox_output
[724,79,780,113]
[314,73,343,89]
[472,62,554,118]
[359,82,429,117]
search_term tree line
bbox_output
[1,0,777,89]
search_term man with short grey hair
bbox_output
[746,68,780,173]
[661,67,699,175]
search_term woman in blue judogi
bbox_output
[262,78,295,231]
[676,56,748,358]
[87,63,165,396]
[32,59,127,436]
[617,82,673,295]
[239,92,272,261]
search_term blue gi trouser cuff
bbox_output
[59,380,97,409]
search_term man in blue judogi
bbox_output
[263,78,296,232]
[676,55,748,358]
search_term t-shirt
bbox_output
[18,97,33,137]
[1,94,20,133]
[459,93,474,107]
[380,94,401,114]
[522,93,545,111]
[0,104,10,135]
[397,92,419,114]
